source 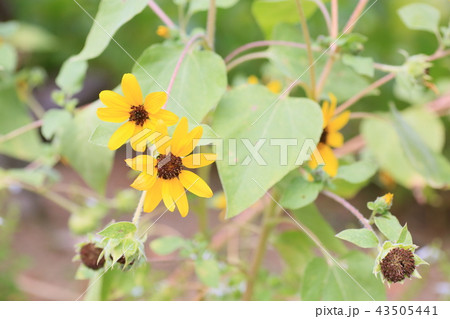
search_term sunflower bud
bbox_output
[79,243,105,270]
[156,25,170,38]
[367,193,394,215]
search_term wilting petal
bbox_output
[326,131,344,148]
[169,179,189,217]
[154,109,179,126]
[130,172,157,191]
[99,90,130,110]
[144,91,167,114]
[328,111,350,132]
[143,179,163,213]
[108,121,135,150]
[182,153,216,169]
[179,170,213,198]
[125,155,155,173]
[161,180,175,212]
[121,73,143,106]
[175,126,203,157]
[97,107,129,123]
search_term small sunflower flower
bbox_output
[125,118,216,217]
[97,73,178,150]
[156,25,170,38]
[309,93,350,177]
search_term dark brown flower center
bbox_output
[380,247,415,283]
[129,105,149,126]
[80,243,105,270]
[156,153,183,180]
[319,128,328,144]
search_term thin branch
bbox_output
[295,0,316,99]
[322,190,374,232]
[224,40,315,63]
[335,73,395,115]
[343,0,369,34]
[206,0,216,49]
[331,0,338,38]
[148,0,176,28]
[311,0,332,35]
[132,191,147,226]
[226,51,270,72]
[0,120,43,144]
[166,33,204,102]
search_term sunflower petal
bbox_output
[182,153,216,169]
[154,109,179,126]
[99,90,130,110]
[175,126,203,157]
[97,107,129,123]
[179,170,213,198]
[143,179,163,213]
[170,117,189,154]
[169,179,189,217]
[161,180,175,212]
[328,111,350,132]
[124,155,155,173]
[320,144,338,177]
[108,121,135,150]
[130,172,157,191]
[321,100,331,128]
[326,131,344,148]
[121,73,143,106]
[144,91,167,114]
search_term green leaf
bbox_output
[133,42,227,124]
[41,109,72,140]
[390,105,450,187]
[212,85,322,218]
[98,222,137,239]
[195,259,220,287]
[268,23,372,101]
[302,252,386,301]
[0,43,17,72]
[374,213,403,242]
[6,168,48,187]
[361,108,446,188]
[60,104,114,193]
[88,122,121,147]
[293,204,347,254]
[336,228,379,248]
[336,160,377,184]
[273,231,314,271]
[188,0,239,14]
[396,224,413,245]
[398,3,440,33]
[342,54,374,77]
[252,0,317,37]
[279,176,322,209]
[0,81,48,161]
[150,236,186,255]
[56,0,148,95]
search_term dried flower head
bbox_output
[80,243,105,270]
[380,247,415,283]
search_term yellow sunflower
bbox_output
[125,117,216,217]
[309,94,350,177]
[97,73,178,150]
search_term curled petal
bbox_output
[169,179,189,217]
[143,179,163,213]
[179,170,213,198]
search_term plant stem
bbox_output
[331,0,338,38]
[335,72,395,115]
[295,0,316,100]
[206,0,216,50]
[196,165,211,238]
[242,199,279,301]
[343,0,369,34]
[148,0,176,28]
[224,40,316,63]
[226,51,270,72]
[315,53,336,98]
[312,0,332,34]
[166,33,204,104]
[132,191,147,226]
[19,183,79,213]
[0,120,43,144]
[322,190,374,232]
